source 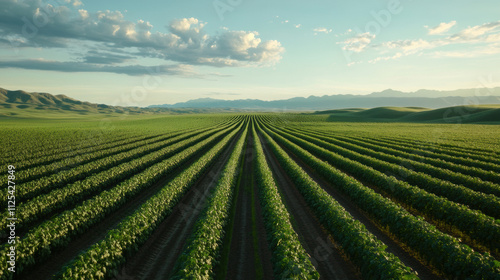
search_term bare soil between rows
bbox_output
[272,129,441,280]
[116,128,244,280]
[223,130,274,280]
[258,131,360,280]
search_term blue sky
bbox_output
[1,0,499,106]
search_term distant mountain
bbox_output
[368,87,500,98]
[150,87,500,110]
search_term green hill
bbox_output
[315,105,500,124]
[355,107,428,119]
[0,88,247,119]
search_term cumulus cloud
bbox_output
[426,21,456,35]
[340,32,375,52]
[0,0,284,75]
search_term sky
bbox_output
[1,0,500,106]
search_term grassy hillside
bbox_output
[0,88,249,119]
[314,105,500,124]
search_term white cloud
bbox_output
[384,39,437,54]
[295,24,301,29]
[368,52,403,63]
[365,20,500,63]
[313,27,332,35]
[78,9,89,20]
[449,21,500,41]
[340,32,375,52]
[426,21,456,35]
[432,43,500,58]
[486,33,500,42]
[0,0,285,74]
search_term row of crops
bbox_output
[0,114,499,279]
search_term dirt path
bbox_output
[116,128,243,280]
[258,131,360,280]
[276,141,441,280]
[222,131,274,280]
[17,134,228,280]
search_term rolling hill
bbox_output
[0,88,246,118]
[314,105,500,124]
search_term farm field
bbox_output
[1,113,500,280]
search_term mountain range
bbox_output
[149,88,500,110]
[1,87,500,119]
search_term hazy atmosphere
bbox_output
[1,0,500,106]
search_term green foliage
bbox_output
[282,127,500,219]
[0,122,241,280]
[256,122,418,279]
[1,113,499,280]
[252,122,319,280]
[57,122,243,280]
[172,122,249,279]
[260,120,500,279]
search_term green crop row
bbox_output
[0,124,233,237]
[295,127,500,187]
[13,133,176,184]
[347,134,500,168]
[5,124,228,205]
[171,122,249,279]
[0,121,241,280]
[57,121,243,280]
[260,123,500,278]
[266,124,500,253]
[283,127,500,217]
[376,134,500,158]
[256,123,419,279]
[15,133,155,171]
[2,131,135,163]
[1,115,238,164]
[15,120,230,184]
[252,122,319,279]
[1,133,178,205]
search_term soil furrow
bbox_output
[118,127,243,280]
[258,131,360,280]
[272,133,441,280]
[224,131,274,280]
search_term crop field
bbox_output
[1,114,499,280]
